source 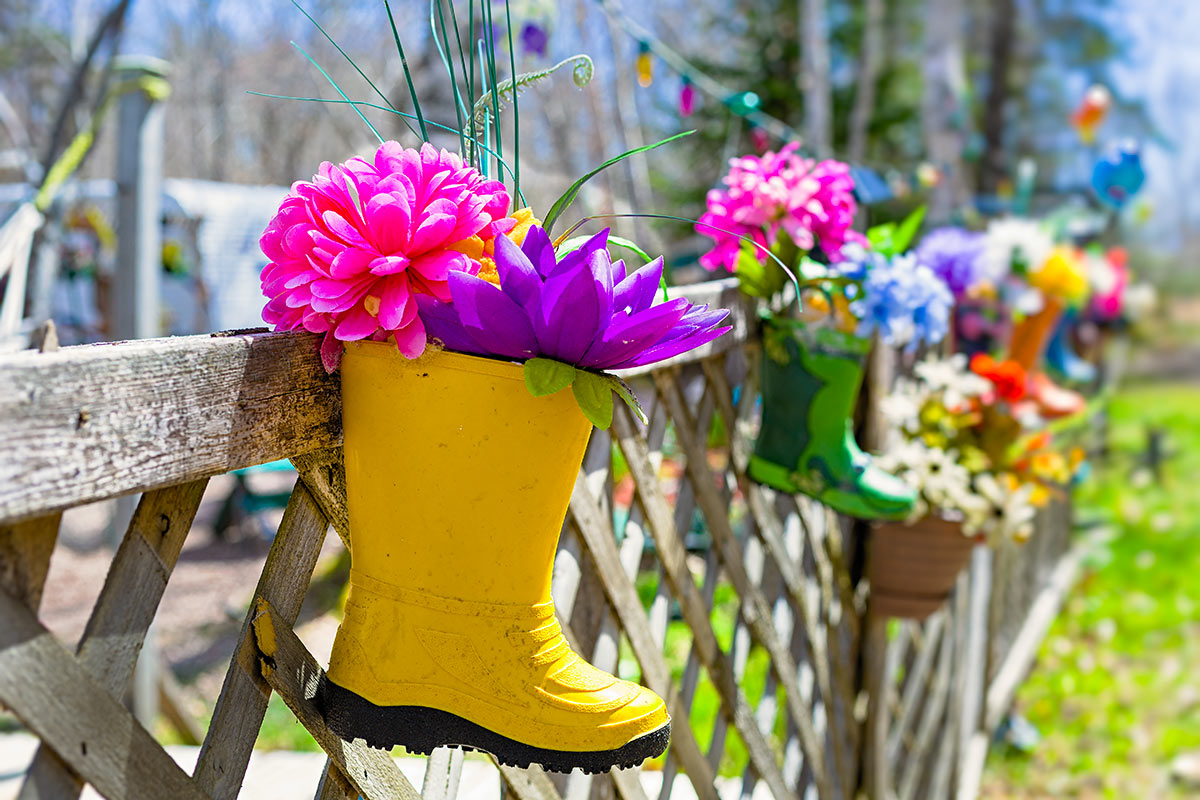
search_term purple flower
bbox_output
[914,227,988,298]
[520,22,548,57]
[417,225,731,370]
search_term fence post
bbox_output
[113,55,169,342]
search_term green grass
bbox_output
[983,381,1200,798]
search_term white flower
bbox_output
[912,354,989,411]
[983,217,1054,279]
[922,447,973,508]
[1124,283,1157,320]
[971,473,1037,542]
[881,378,925,433]
[1086,251,1118,296]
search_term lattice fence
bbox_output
[0,278,1082,800]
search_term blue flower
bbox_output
[851,252,953,351]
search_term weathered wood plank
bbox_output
[315,759,358,800]
[610,405,793,800]
[193,480,330,799]
[250,597,421,800]
[655,371,833,798]
[0,513,61,610]
[0,330,340,524]
[568,474,720,800]
[20,478,209,800]
[0,587,207,800]
[292,447,349,549]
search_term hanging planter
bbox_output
[869,516,979,620]
[749,316,917,521]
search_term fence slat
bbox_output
[0,330,340,524]
[250,597,422,800]
[655,371,834,798]
[193,479,330,799]
[0,587,207,800]
[20,478,209,800]
[610,404,793,800]
[0,513,60,612]
[568,473,721,800]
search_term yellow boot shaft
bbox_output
[326,341,669,761]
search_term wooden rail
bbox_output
[0,278,1077,799]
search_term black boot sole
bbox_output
[318,676,671,774]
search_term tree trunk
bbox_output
[921,0,970,222]
[847,0,886,163]
[978,0,1017,194]
[800,0,833,156]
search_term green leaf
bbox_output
[891,205,927,254]
[866,222,896,256]
[735,241,788,299]
[572,370,614,429]
[543,131,695,235]
[523,358,576,396]
[606,374,647,424]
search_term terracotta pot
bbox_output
[869,516,978,620]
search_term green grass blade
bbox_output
[385,0,428,141]
[431,0,467,156]
[291,42,383,144]
[246,91,529,207]
[542,131,695,235]
[291,0,418,140]
[503,0,519,205]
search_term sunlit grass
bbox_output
[983,381,1200,797]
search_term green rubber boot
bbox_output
[748,319,917,521]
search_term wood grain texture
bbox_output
[0,513,61,610]
[610,404,792,800]
[0,588,207,800]
[292,447,349,549]
[0,330,340,524]
[193,481,330,799]
[250,597,421,800]
[654,370,833,798]
[568,473,720,800]
[19,478,209,800]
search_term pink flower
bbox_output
[696,143,862,272]
[259,141,511,371]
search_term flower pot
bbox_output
[322,340,671,772]
[748,319,917,521]
[869,516,977,620]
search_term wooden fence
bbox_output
[0,278,1082,799]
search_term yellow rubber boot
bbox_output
[321,341,670,773]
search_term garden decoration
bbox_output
[1046,309,1097,385]
[874,354,1080,618]
[1070,83,1111,144]
[697,148,949,520]
[256,3,732,773]
[1091,140,1146,209]
[1009,246,1089,418]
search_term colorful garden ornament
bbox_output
[1071,84,1111,144]
[1091,141,1145,209]
[749,320,917,520]
[260,139,732,771]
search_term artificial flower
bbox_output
[1029,247,1089,305]
[260,141,512,371]
[970,354,1027,403]
[1089,247,1128,320]
[849,252,953,351]
[972,473,1036,541]
[914,227,992,298]
[981,217,1053,277]
[418,225,731,370]
[697,143,862,272]
[912,354,990,412]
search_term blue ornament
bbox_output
[1091,141,1145,209]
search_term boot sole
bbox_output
[318,676,671,774]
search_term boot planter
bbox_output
[320,341,671,773]
[869,516,978,620]
[1046,310,1096,385]
[1009,297,1085,419]
[748,318,917,521]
